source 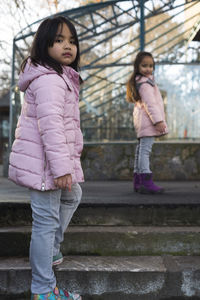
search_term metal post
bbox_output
[140,0,145,51]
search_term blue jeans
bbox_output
[134,137,154,173]
[29,183,82,294]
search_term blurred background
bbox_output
[0,0,200,168]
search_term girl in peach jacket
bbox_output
[127,51,168,194]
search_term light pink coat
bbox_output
[133,75,168,138]
[9,61,84,191]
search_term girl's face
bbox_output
[48,23,77,66]
[138,56,154,77]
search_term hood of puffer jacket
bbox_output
[136,74,155,84]
[18,59,80,92]
[135,74,155,90]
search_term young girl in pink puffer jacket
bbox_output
[126,51,168,194]
[9,16,83,300]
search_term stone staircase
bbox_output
[0,180,200,299]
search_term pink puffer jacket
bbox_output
[133,75,168,138]
[9,61,84,191]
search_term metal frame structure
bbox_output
[9,0,200,145]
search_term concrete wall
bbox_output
[3,142,200,180]
[81,142,200,181]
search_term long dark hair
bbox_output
[21,16,81,76]
[126,51,155,103]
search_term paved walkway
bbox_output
[0,176,200,205]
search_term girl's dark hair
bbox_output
[126,51,155,103]
[21,16,81,77]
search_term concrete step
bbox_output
[1,226,200,257]
[0,255,200,299]
[2,201,200,227]
[1,181,200,226]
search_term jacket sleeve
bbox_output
[138,83,163,125]
[31,74,73,178]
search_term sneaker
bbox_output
[53,252,63,266]
[31,287,82,300]
[59,288,82,300]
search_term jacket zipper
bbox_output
[41,182,45,191]
[41,154,46,191]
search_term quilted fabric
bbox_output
[133,75,168,138]
[9,61,84,191]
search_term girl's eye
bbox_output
[70,39,75,44]
[55,38,63,43]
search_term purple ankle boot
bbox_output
[133,173,141,192]
[139,173,164,194]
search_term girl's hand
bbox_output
[54,174,72,191]
[155,121,166,134]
